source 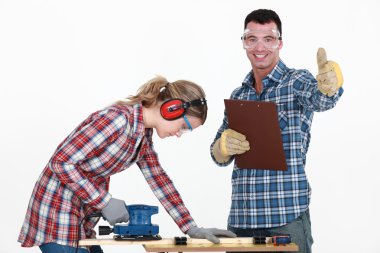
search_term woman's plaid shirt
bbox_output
[19,103,196,247]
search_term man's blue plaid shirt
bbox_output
[211,59,343,228]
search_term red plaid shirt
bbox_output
[18,103,197,247]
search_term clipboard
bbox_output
[224,99,287,171]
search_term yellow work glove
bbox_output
[212,129,250,163]
[316,48,344,97]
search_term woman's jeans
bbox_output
[228,209,314,253]
[39,243,103,253]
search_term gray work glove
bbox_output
[101,198,129,226]
[187,226,237,244]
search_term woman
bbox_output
[18,76,236,253]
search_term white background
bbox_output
[1,0,379,253]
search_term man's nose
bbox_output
[255,40,266,50]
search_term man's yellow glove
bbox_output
[212,129,250,163]
[316,48,344,97]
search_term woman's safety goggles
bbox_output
[178,115,193,136]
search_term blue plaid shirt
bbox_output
[211,59,343,228]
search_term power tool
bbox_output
[98,204,161,241]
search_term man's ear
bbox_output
[278,40,283,50]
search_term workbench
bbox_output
[79,237,298,252]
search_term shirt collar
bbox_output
[111,102,145,135]
[133,102,147,135]
[242,59,288,87]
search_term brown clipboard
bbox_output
[224,99,287,171]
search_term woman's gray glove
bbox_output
[101,198,129,225]
[186,226,237,244]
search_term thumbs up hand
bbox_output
[316,48,344,97]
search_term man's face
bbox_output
[243,21,282,73]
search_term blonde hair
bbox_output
[117,75,207,124]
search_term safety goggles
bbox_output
[241,28,281,50]
[178,115,193,135]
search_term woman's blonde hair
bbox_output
[117,75,207,124]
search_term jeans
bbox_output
[39,243,103,253]
[228,209,313,253]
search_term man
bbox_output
[211,9,343,253]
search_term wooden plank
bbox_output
[80,237,258,246]
[79,237,298,252]
[144,243,298,252]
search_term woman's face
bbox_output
[155,116,202,139]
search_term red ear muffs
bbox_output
[160,99,186,121]
[160,98,207,121]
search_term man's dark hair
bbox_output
[244,9,282,39]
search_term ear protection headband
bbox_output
[160,98,207,121]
